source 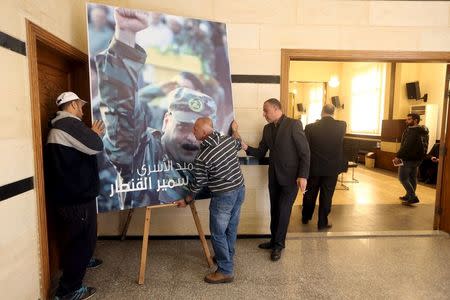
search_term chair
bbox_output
[337,140,359,190]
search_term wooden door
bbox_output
[27,21,89,299]
[437,65,450,233]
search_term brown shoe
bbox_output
[204,271,234,284]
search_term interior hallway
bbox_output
[85,234,450,299]
[289,165,436,232]
[122,164,437,237]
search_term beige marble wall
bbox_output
[394,63,420,119]
[0,191,40,299]
[1,1,450,298]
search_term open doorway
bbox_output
[289,81,327,125]
[26,21,90,299]
[280,49,450,233]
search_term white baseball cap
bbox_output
[56,91,87,107]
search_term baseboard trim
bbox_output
[98,234,271,240]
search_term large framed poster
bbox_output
[87,3,234,212]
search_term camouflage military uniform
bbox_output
[96,39,216,208]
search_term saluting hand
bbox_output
[114,8,148,47]
[115,8,148,33]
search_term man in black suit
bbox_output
[302,104,346,230]
[241,98,310,261]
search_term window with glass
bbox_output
[350,63,386,135]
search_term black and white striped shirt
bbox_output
[189,131,244,195]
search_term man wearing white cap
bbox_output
[46,91,105,300]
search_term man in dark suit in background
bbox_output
[302,104,346,230]
[241,98,310,261]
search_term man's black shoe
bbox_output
[404,197,420,205]
[318,224,333,231]
[258,242,273,250]
[87,258,102,269]
[54,286,96,300]
[270,249,282,261]
[301,217,309,225]
[399,195,408,201]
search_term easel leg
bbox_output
[189,202,213,268]
[121,209,134,241]
[138,207,151,284]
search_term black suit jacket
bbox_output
[304,116,346,177]
[246,115,310,186]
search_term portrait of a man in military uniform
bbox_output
[87,4,233,212]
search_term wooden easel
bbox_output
[134,202,213,284]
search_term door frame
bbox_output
[280,49,450,231]
[26,20,88,300]
[435,65,450,230]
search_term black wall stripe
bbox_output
[0,177,34,201]
[0,31,26,56]
[232,75,280,84]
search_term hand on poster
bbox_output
[174,199,187,208]
[114,8,148,46]
[231,120,246,150]
[174,194,193,208]
[231,120,238,132]
[91,120,105,136]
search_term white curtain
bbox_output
[306,84,324,125]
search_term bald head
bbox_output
[321,104,335,117]
[193,117,214,141]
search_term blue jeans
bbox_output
[209,185,245,276]
[398,160,421,200]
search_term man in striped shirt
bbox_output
[176,117,245,284]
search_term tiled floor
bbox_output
[83,165,447,299]
[289,203,435,232]
[85,234,450,299]
[288,165,436,232]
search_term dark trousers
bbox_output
[302,175,338,227]
[55,200,97,296]
[268,179,299,250]
[398,160,421,199]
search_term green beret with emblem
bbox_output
[167,87,217,124]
